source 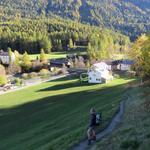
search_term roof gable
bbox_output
[0,50,9,56]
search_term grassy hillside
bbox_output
[0,76,133,150]
[89,82,150,150]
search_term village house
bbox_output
[88,62,113,84]
[111,59,134,71]
[0,50,15,64]
[119,60,134,71]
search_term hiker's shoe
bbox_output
[88,139,91,145]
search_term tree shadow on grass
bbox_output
[37,78,98,92]
[38,80,95,92]
[48,75,78,82]
[39,76,134,92]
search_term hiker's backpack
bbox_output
[96,112,102,126]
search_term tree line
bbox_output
[0,17,130,55]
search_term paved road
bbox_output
[0,74,68,95]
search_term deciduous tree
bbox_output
[21,51,31,72]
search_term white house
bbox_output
[0,50,15,64]
[88,62,113,84]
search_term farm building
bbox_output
[112,59,134,71]
[119,60,134,71]
[0,50,15,64]
[88,62,113,83]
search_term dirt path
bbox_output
[72,100,125,150]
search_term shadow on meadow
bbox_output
[38,80,94,92]
[38,76,134,92]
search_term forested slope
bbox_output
[0,0,150,39]
[0,17,129,54]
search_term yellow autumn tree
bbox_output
[21,51,32,72]
[40,49,48,64]
[130,34,150,78]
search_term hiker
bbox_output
[87,108,97,145]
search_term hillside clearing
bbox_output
[30,49,87,60]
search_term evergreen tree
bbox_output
[58,40,63,51]
[87,42,94,61]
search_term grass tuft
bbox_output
[120,140,141,149]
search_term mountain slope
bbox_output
[0,0,150,39]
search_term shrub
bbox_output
[51,67,61,75]
[32,60,42,72]
[86,61,91,68]
[113,74,120,78]
[8,63,21,75]
[22,73,29,79]
[60,64,68,74]
[126,71,136,77]
[14,78,22,86]
[28,72,38,78]
[40,69,50,77]
[0,75,7,86]
[57,69,65,75]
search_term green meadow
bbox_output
[29,47,87,60]
[30,52,67,60]
[0,76,133,150]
